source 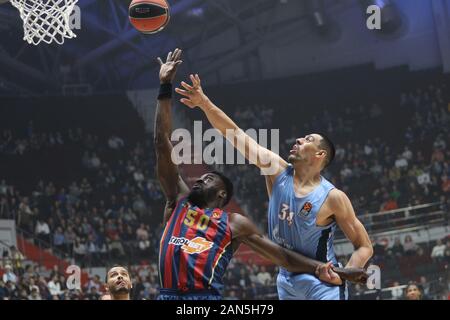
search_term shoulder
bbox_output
[228,212,249,224]
[320,175,336,189]
[271,164,294,186]
[326,189,350,209]
[228,212,258,239]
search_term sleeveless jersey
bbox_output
[159,198,233,295]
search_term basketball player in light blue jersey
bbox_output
[176,74,373,300]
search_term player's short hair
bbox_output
[317,133,335,169]
[211,171,234,206]
[105,265,129,283]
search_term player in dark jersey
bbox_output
[154,49,367,300]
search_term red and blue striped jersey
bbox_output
[158,197,233,295]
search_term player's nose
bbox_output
[296,138,303,145]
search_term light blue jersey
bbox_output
[268,165,347,300]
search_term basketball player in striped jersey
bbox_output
[176,71,374,300]
[154,49,367,300]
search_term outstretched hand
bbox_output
[175,74,209,109]
[157,48,183,84]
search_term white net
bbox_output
[10,0,79,45]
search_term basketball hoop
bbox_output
[9,0,78,45]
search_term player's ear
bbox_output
[316,150,327,159]
[218,190,227,202]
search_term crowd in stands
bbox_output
[0,73,449,299]
[1,233,449,299]
[0,127,165,268]
[346,234,450,300]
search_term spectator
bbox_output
[405,283,423,300]
[372,237,386,258]
[431,239,446,261]
[394,155,408,170]
[86,287,100,300]
[47,275,62,299]
[9,246,24,274]
[390,282,403,300]
[419,276,431,299]
[90,153,101,169]
[108,135,124,150]
[380,197,398,212]
[403,235,418,256]
[136,223,148,241]
[80,178,93,195]
[17,197,34,234]
[0,280,7,300]
[53,227,65,252]
[402,146,413,161]
[35,219,51,245]
[28,287,42,300]
[73,238,87,264]
[133,170,145,183]
[391,238,404,257]
[224,290,239,300]
[256,266,272,286]
[2,265,17,284]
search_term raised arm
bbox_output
[154,49,189,224]
[175,75,288,184]
[229,213,368,285]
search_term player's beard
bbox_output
[110,284,130,295]
[188,188,215,208]
[288,154,300,163]
[288,150,305,164]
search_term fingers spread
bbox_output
[180,98,195,108]
[180,81,193,91]
[175,88,191,97]
[174,48,182,61]
[190,74,199,87]
[157,57,164,66]
[195,74,201,85]
[166,51,173,62]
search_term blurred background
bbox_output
[0,0,449,300]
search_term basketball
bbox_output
[129,0,170,34]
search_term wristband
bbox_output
[158,83,172,100]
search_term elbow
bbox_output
[359,243,374,261]
[367,245,374,259]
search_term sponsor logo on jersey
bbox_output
[299,202,313,217]
[212,210,221,219]
[169,236,213,254]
